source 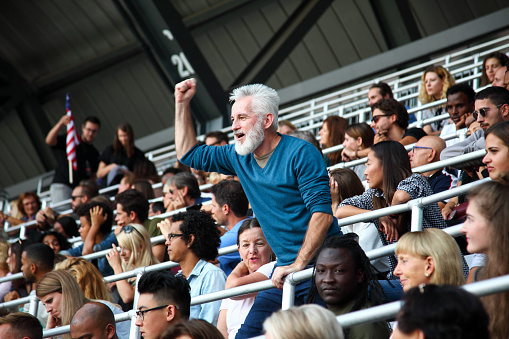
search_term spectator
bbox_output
[263,305,344,339]
[492,65,507,87]
[40,231,71,253]
[45,115,100,209]
[135,271,191,339]
[161,167,184,186]
[441,87,509,169]
[336,141,447,297]
[61,201,117,277]
[132,179,156,200]
[0,241,11,301]
[504,68,509,91]
[115,189,165,261]
[158,210,226,325]
[4,240,33,301]
[97,123,145,187]
[71,302,119,339]
[329,168,389,275]
[308,236,390,338]
[149,201,165,217]
[0,191,40,227]
[118,172,136,194]
[340,123,375,180]
[418,65,455,133]
[480,51,509,86]
[394,228,464,292]
[0,312,43,339]
[408,136,458,209]
[36,270,130,339]
[163,172,210,212]
[161,319,224,339]
[368,82,393,107]
[277,120,297,135]
[217,219,275,338]
[204,131,229,146]
[175,79,340,337]
[55,257,110,301]
[440,83,476,147]
[483,121,509,180]
[319,115,349,165]
[106,224,159,311]
[393,285,489,339]
[211,179,250,275]
[133,158,161,187]
[53,216,80,239]
[460,179,509,338]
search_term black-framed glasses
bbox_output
[136,304,174,321]
[411,146,432,153]
[472,104,504,120]
[121,225,141,235]
[167,233,185,241]
[371,114,392,124]
[71,195,83,200]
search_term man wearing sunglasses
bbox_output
[441,87,509,169]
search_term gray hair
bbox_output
[288,130,322,153]
[230,84,280,131]
[169,172,201,199]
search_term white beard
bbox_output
[234,119,265,155]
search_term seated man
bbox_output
[135,271,191,339]
[163,172,211,212]
[61,201,117,276]
[440,83,476,147]
[70,302,119,339]
[492,66,507,87]
[0,312,43,339]
[312,235,390,338]
[408,136,457,210]
[211,179,250,275]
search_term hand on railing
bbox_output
[271,264,301,290]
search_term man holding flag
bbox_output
[45,94,101,211]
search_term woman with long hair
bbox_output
[40,231,71,254]
[394,228,464,292]
[0,241,11,301]
[319,115,349,165]
[217,219,275,339]
[36,270,130,339]
[418,65,455,133]
[97,123,145,187]
[340,123,375,180]
[106,223,159,310]
[336,141,447,281]
[461,179,509,338]
[3,240,32,302]
[0,192,41,226]
[483,121,509,180]
[53,216,80,239]
[480,51,509,86]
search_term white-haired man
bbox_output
[174,79,340,338]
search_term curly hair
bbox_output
[171,210,220,261]
[418,65,455,104]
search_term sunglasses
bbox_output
[472,104,503,120]
[121,225,142,235]
[371,114,391,124]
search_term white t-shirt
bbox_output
[220,261,276,339]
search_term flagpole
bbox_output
[69,160,73,184]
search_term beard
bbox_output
[234,119,265,156]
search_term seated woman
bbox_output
[394,228,464,292]
[393,285,489,339]
[97,123,145,187]
[480,51,509,86]
[36,270,130,339]
[483,120,509,180]
[0,241,11,302]
[53,216,80,240]
[55,257,110,301]
[319,115,349,165]
[0,192,41,239]
[158,210,227,326]
[106,223,159,311]
[418,65,455,133]
[307,235,390,339]
[263,304,344,339]
[460,179,509,338]
[40,230,71,254]
[330,168,389,276]
[336,141,447,281]
[340,123,375,180]
[3,240,32,302]
[217,219,275,338]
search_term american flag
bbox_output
[66,93,81,171]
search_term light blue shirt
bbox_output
[218,217,250,276]
[187,259,227,325]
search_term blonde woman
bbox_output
[106,223,158,310]
[418,65,455,133]
[36,270,130,339]
[55,257,110,301]
[394,228,465,292]
[0,241,11,301]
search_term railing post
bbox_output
[281,273,297,310]
[129,271,143,339]
[29,294,39,316]
[410,199,424,232]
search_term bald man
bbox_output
[408,136,458,209]
[70,302,118,339]
[492,66,507,87]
